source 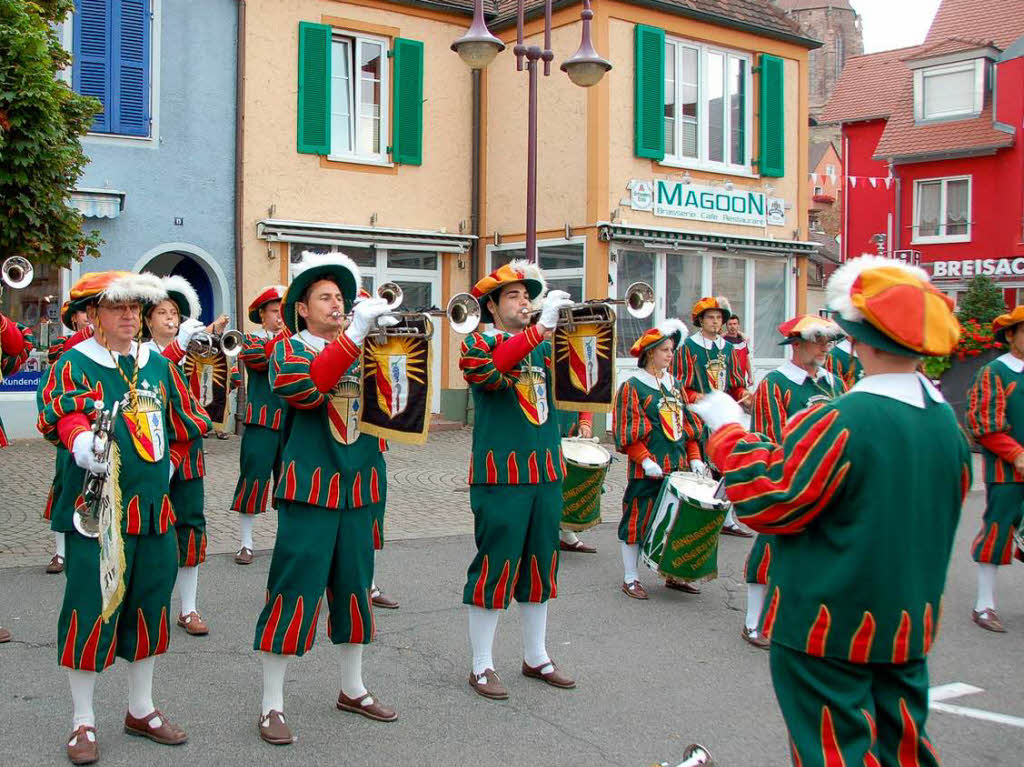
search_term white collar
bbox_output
[777,359,831,386]
[252,328,272,340]
[73,337,151,369]
[690,331,725,350]
[847,372,944,409]
[997,353,1024,373]
[633,368,674,390]
[295,329,329,352]
[835,338,853,355]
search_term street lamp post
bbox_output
[453,0,611,263]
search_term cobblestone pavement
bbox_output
[0,429,629,567]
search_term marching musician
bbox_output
[41,301,91,575]
[613,319,705,600]
[965,306,1024,633]
[459,260,576,701]
[230,285,286,565]
[1,306,34,644]
[556,408,598,554]
[741,315,845,649]
[143,276,228,637]
[38,271,211,765]
[671,296,753,538]
[254,252,397,745]
[825,329,864,388]
[692,256,967,765]
[723,314,754,389]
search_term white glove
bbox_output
[641,457,663,478]
[72,431,108,476]
[689,459,707,474]
[345,297,393,345]
[176,318,205,348]
[168,462,177,481]
[537,290,574,330]
[688,391,745,433]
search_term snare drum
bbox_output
[640,472,730,583]
[560,438,611,531]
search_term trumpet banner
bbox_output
[359,332,433,445]
[98,443,126,623]
[184,350,231,428]
[552,321,616,413]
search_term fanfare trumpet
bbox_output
[651,743,714,767]
[74,400,120,539]
[1,256,33,294]
[187,329,245,357]
[329,282,480,339]
[526,281,655,329]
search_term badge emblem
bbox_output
[705,356,727,391]
[658,391,685,442]
[514,364,549,425]
[120,387,166,462]
[327,375,361,445]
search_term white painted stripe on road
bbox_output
[928,682,1024,729]
[929,682,983,702]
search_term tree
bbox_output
[956,275,1006,326]
[0,0,102,268]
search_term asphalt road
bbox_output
[0,486,1022,766]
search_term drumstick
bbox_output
[713,477,728,501]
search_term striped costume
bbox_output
[0,317,34,447]
[825,339,863,389]
[671,332,749,405]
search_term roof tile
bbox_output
[925,0,1024,50]
[819,45,922,124]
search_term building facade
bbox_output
[822,0,1024,308]
[0,0,239,438]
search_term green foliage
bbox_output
[0,0,102,268]
[921,355,951,380]
[955,275,1006,326]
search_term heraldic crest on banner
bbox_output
[552,311,616,413]
[183,349,231,429]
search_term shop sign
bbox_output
[929,257,1024,280]
[627,179,787,228]
[0,370,42,393]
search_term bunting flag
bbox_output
[359,315,433,445]
[551,307,616,413]
[810,172,894,188]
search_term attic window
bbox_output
[914,59,984,121]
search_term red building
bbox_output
[821,0,1024,307]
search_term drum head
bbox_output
[560,438,611,468]
[668,472,727,509]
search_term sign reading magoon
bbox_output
[628,179,786,228]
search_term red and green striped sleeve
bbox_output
[752,379,788,443]
[270,337,326,410]
[1,321,33,376]
[966,366,1017,445]
[240,333,270,372]
[47,337,69,365]
[613,380,653,455]
[37,355,101,446]
[460,332,517,392]
[670,344,700,403]
[707,405,851,535]
[165,362,212,442]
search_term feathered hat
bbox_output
[776,314,845,345]
[69,271,167,308]
[247,284,287,324]
[160,275,202,320]
[691,296,732,325]
[470,259,547,325]
[282,251,361,333]
[630,318,687,366]
[825,255,959,357]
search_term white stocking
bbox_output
[745,584,767,631]
[519,602,552,673]
[339,643,370,702]
[68,669,97,730]
[261,652,288,716]
[467,605,499,675]
[177,565,199,616]
[559,530,580,545]
[975,563,997,612]
[620,541,640,583]
[126,657,159,723]
[238,515,255,550]
[724,508,740,528]
[55,531,66,558]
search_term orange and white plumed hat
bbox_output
[471,259,546,324]
[160,275,202,320]
[629,318,687,363]
[777,314,844,345]
[691,296,732,325]
[991,306,1024,343]
[281,251,361,333]
[69,271,167,308]
[247,285,286,323]
[825,255,959,357]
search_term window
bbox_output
[331,34,388,162]
[664,38,751,173]
[914,60,984,121]
[913,177,971,243]
[834,33,845,80]
[825,164,835,177]
[71,0,152,137]
[489,240,587,304]
[814,185,824,196]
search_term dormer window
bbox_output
[914,59,985,122]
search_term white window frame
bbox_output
[912,175,972,244]
[914,59,984,122]
[328,31,390,166]
[486,237,587,301]
[59,1,162,147]
[662,37,754,178]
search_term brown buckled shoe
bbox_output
[234,547,253,565]
[665,577,701,594]
[521,660,576,689]
[0,627,10,643]
[622,580,649,600]
[336,691,398,722]
[176,612,209,636]
[972,608,1007,633]
[560,539,597,553]
[370,587,399,610]
[468,668,509,700]
[67,725,99,765]
[258,710,294,745]
[721,524,753,538]
[46,554,65,574]
[741,626,770,649]
[123,710,188,745]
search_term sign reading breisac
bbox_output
[628,180,786,228]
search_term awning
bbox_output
[70,188,125,219]
[257,219,476,253]
[597,222,820,256]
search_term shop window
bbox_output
[913,177,971,243]
[0,262,64,377]
[489,240,586,304]
[287,242,436,296]
[753,260,787,356]
[712,256,747,331]
[914,60,984,122]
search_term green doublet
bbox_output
[825,340,863,390]
[671,334,748,401]
[239,331,286,429]
[460,330,564,485]
[711,376,970,664]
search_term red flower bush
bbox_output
[954,318,1002,362]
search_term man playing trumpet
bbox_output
[38,271,211,765]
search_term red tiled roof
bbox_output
[925,0,1024,50]
[776,0,854,10]
[819,45,923,124]
[903,37,998,60]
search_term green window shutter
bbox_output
[391,37,424,166]
[634,24,665,160]
[297,21,331,155]
[758,53,785,177]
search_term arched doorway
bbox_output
[133,243,231,324]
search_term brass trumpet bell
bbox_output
[1,256,33,290]
[446,292,481,334]
[377,282,403,312]
[622,281,655,319]
[188,329,244,357]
